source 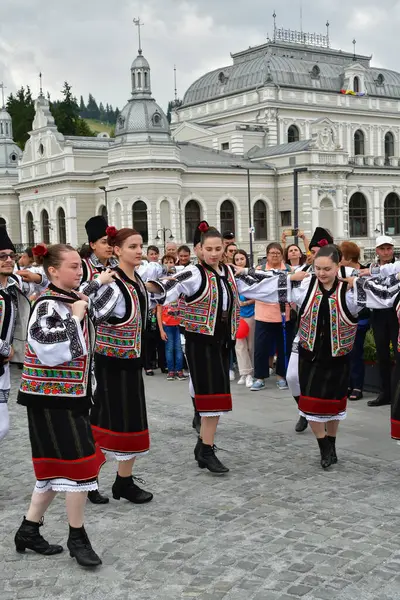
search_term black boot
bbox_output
[67,525,102,567]
[194,437,206,469]
[295,416,308,433]
[191,397,201,434]
[111,474,153,504]
[328,436,338,464]
[87,488,109,505]
[317,437,333,469]
[197,443,229,474]
[15,517,63,556]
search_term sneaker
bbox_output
[229,370,235,381]
[245,374,254,388]
[237,375,246,385]
[176,371,188,381]
[251,379,265,392]
[167,372,175,380]
[277,379,289,390]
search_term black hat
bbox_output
[309,227,333,250]
[193,221,209,246]
[85,216,108,243]
[0,226,15,252]
[222,230,235,240]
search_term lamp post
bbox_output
[98,186,128,220]
[293,167,307,246]
[231,165,254,266]
[155,228,174,252]
[375,222,384,235]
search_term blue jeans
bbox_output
[164,325,183,372]
[254,320,294,380]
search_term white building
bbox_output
[5,24,400,258]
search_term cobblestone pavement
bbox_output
[1,366,400,600]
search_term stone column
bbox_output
[311,186,319,231]
[66,197,78,247]
[336,187,345,238]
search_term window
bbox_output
[385,132,395,163]
[99,205,108,221]
[27,212,34,245]
[354,130,365,155]
[41,209,50,244]
[57,207,66,244]
[220,200,235,234]
[10,153,17,162]
[377,73,385,86]
[221,142,229,151]
[38,143,44,156]
[349,193,368,237]
[137,72,142,88]
[253,200,267,241]
[288,125,299,143]
[0,123,3,135]
[152,113,161,126]
[280,210,291,227]
[354,76,360,93]
[384,193,400,235]
[144,71,148,87]
[132,200,148,243]
[311,65,320,79]
[185,200,201,243]
[5,123,9,136]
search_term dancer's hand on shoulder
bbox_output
[72,300,88,320]
[290,271,309,282]
[98,269,115,285]
[339,276,355,289]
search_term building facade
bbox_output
[3,25,400,258]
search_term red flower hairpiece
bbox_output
[32,244,48,257]
[106,226,118,238]
[318,239,329,247]
[199,222,209,233]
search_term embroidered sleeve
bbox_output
[28,301,87,367]
[89,283,120,324]
[372,262,400,278]
[236,271,291,304]
[353,276,400,309]
[137,261,163,282]
[80,279,100,297]
[148,266,201,306]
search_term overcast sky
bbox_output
[0,0,398,114]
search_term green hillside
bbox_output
[84,119,114,136]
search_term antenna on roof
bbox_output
[174,65,178,102]
[326,21,330,48]
[273,10,277,41]
[133,17,144,55]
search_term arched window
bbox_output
[354,76,360,93]
[384,193,400,235]
[288,125,300,143]
[41,209,50,244]
[220,200,235,234]
[253,200,268,241]
[349,193,368,237]
[354,130,365,156]
[132,200,148,243]
[385,132,395,163]
[27,212,34,245]
[185,200,201,243]
[57,207,66,244]
[99,205,108,222]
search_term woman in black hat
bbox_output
[81,216,118,284]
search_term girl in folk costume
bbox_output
[147,226,285,474]
[91,227,153,504]
[0,228,41,443]
[80,216,119,284]
[15,244,116,568]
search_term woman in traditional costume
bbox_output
[90,227,153,504]
[80,216,118,284]
[15,244,116,567]
[147,226,286,474]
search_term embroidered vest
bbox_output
[20,289,91,398]
[177,295,187,328]
[81,257,98,283]
[95,273,147,359]
[299,277,358,358]
[184,264,240,340]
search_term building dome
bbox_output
[115,49,171,142]
[0,107,12,122]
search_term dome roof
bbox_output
[115,98,171,140]
[0,140,22,169]
[182,43,400,105]
[131,52,150,70]
[0,107,12,122]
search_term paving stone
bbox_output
[286,584,313,596]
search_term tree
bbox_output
[51,82,94,137]
[86,93,99,120]
[99,102,106,122]
[79,95,86,117]
[166,98,182,123]
[6,86,35,148]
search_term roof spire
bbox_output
[352,38,357,61]
[133,17,144,55]
[174,65,178,102]
[39,72,43,97]
[0,82,6,108]
[273,10,277,41]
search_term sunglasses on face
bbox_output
[0,253,16,262]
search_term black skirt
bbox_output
[185,337,232,414]
[27,406,105,483]
[91,354,150,454]
[298,350,349,418]
[391,359,400,439]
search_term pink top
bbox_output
[255,262,291,323]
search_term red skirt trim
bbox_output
[195,393,232,413]
[391,418,400,440]
[33,443,105,481]
[91,425,150,454]
[299,395,347,415]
